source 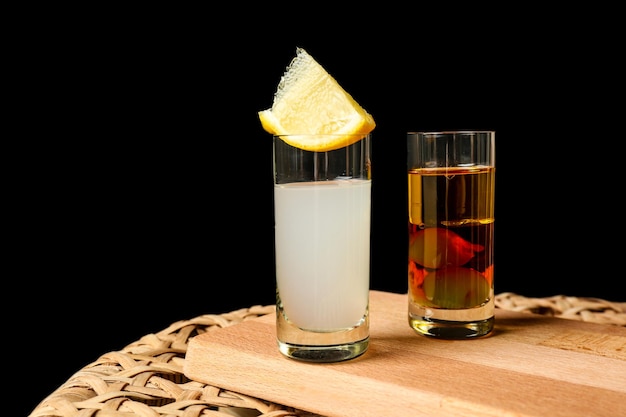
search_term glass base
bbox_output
[409,315,494,339]
[277,338,369,363]
[276,303,369,363]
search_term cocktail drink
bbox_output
[273,134,371,361]
[407,131,495,339]
[258,48,376,361]
[274,176,371,331]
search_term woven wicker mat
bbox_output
[29,294,626,417]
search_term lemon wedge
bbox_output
[258,47,375,152]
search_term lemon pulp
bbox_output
[258,47,375,152]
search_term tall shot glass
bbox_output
[273,134,372,362]
[407,131,496,339]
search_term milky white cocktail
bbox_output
[274,179,371,331]
[272,133,372,362]
[260,48,375,362]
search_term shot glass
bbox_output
[407,131,495,338]
[273,134,372,362]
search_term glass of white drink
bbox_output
[273,134,372,362]
[258,47,376,362]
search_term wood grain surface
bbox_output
[184,291,626,417]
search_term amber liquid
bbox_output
[408,166,495,338]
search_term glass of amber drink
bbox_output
[407,131,495,338]
[273,134,372,362]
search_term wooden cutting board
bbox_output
[184,290,626,417]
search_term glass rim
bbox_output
[273,133,372,138]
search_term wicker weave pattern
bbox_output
[30,294,626,417]
[495,292,626,326]
[29,305,315,417]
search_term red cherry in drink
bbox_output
[409,227,484,269]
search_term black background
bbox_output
[19,11,622,416]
